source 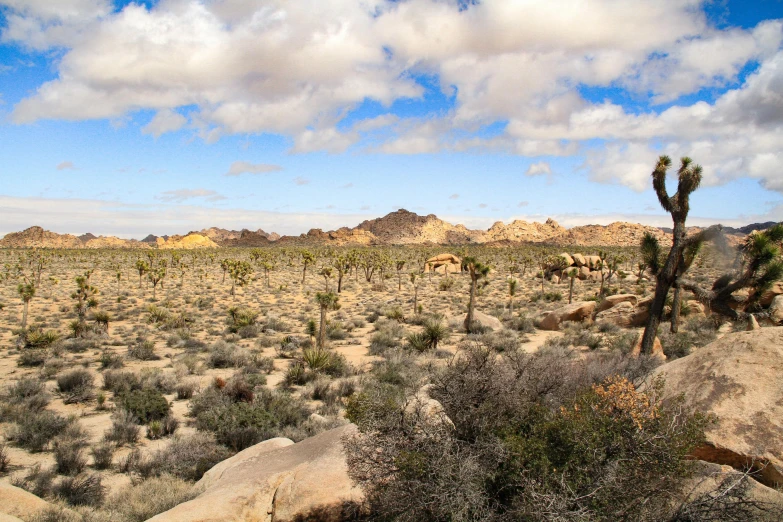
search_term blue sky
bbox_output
[0,0,782,238]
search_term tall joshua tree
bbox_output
[410,271,421,315]
[135,259,150,288]
[17,282,35,329]
[301,250,315,285]
[507,277,517,314]
[640,156,722,353]
[463,257,490,333]
[314,292,339,348]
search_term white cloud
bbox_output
[293,176,310,186]
[2,0,782,194]
[156,189,226,203]
[526,161,551,177]
[0,195,376,238]
[56,161,76,170]
[225,161,283,177]
[141,109,187,138]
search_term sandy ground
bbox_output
[0,247,676,500]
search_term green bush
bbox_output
[104,409,140,445]
[103,370,141,395]
[118,388,170,424]
[128,340,159,361]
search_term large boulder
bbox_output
[594,301,636,327]
[558,253,574,267]
[456,310,503,331]
[425,254,461,274]
[197,437,295,491]
[653,328,783,488]
[759,281,783,307]
[149,425,363,522]
[679,461,783,512]
[584,255,602,269]
[577,266,591,280]
[596,294,639,313]
[0,483,65,520]
[539,301,596,331]
[767,295,783,324]
[572,253,586,267]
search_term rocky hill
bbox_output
[156,233,218,249]
[1,211,768,249]
[551,222,669,247]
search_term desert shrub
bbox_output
[195,388,309,451]
[283,361,316,386]
[563,324,603,350]
[371,350,422,388]
[9,410,70,452]
[206,340,249,368]
[99,350,124,369]
[384,306,405,322]
[128,340,159,361]
[18,348,47,367]
[3,377,50,419]
[118,388,170,423]
[187,386,233,419]
[57,369,94,404]
[369,331,401,355]
[149,433,230,481]
[139,368,176,394]
[253,355,276,374]
[24,327,62,348]
[326,321,348,340]
[226,307,259,333]
[264,315,289,332]
[505,313,536,333]
[12,464,57,498]
[405,332,429,352]
[54,473,105,506]
[146,305,170,324]
[102,370,141,395]
[104,409,140,445]
[175,379,199,400]
[276,335,302,358]
[607,331,639,354]
[438,277,454,291]
[346,345,710,521]
[54,437,87,475]
[104,474,197,522]
[91,441,115,470]
[471,329,519,352]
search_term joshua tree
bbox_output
[227,260,254,297]
[135,259,150,288]
[148,266,166,300]
[94,310,111,334]
[115,270,122,302]
[508,277,517,314]
[219,258,231,283]
[17,282,35,329]
[318,267,333,292]
[396,260,406,291]
[261,261,275,288]
[301,250,315,285]
[566,268,578,304]
[640,156,723,353]
[463,257,490,333]
[410,272,421,315]
[71,275,98,332]
[332,255,350,293]
[314,292,339,348]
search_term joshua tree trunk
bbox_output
[21,300,29,329]
[464,278,477,332]
[318,304,327,348]
[413,286,418,315]
[642,220,685,352]
[337,273,343,293]
[670,284,682,333]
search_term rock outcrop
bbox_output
[150,424,362,522]
[157,233,218,249]
[653,328,783,488]
[0,226,83,248]
[425,254,461,274]
[538,301,597,331]
[552,222,670,247]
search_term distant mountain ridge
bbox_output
[0,210,774,249]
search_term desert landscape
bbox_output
[1,1,782,520]
[0,204,781,521]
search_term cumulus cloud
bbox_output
[56,161,76,170]
[526,161,552,177]
[225,161,283,177]
[2,0,782,193]
[142,109,187,138]
[156,189,226,203]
